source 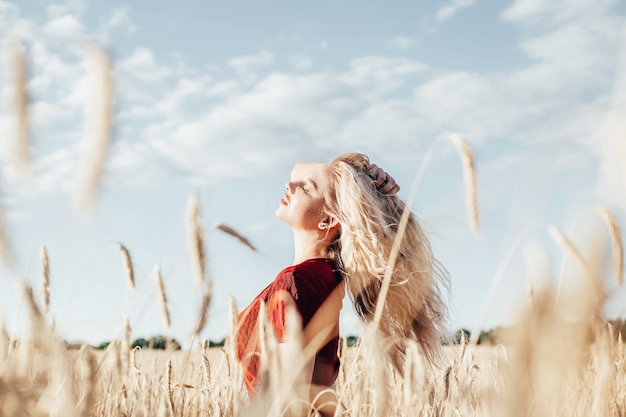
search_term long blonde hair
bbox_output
[323,153,449,370]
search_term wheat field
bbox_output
[1,260,625,417]
[1,39,625,417]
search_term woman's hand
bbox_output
[368,164,400,195]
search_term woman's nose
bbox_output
[285,182,295,193]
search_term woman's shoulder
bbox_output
[274,258,341,295]
[293,258,341,281]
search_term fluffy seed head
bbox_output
[119,244,135,290]
[153,264,171,330]
[41,245,50,314]
[450,133,479,233]
[215,223,257,252]
[192,283,212,337]
[73,44,114,213]
[9,39,30,178]
[186,194,206,288]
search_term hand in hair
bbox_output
[367,164,400,195]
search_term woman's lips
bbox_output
[279,194,289,205]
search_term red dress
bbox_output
[236,258,343,394]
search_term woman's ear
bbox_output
[318,217,338,231]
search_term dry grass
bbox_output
[73,45,114,213]
[1,253,624,417]
[119,244,135,291]
[0,151,623,416]
[154,264,172,331]
[187,194,207,289]
[41,245,50,314]
[449,133,479,233]
[8,39,30,177]
[0,208,13,266]
[215,223,258,252]
[192,284,213,339]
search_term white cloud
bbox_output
[502,0,619,24]
[592,29,626,210]
[42,14,86,41]
[106,140,175,186]
[346,56,428,100]
[150,76,214,116]
[3,146,79,198]
[131,55,431,180]
[0,0,623,207]
[289,54,313,71]
[388,36,414,51]
[436,0,475,21]
[206,79,243,98]
[99,7,134,33]
[0,0,17,16]
[106,14,619,185]
[114,46,185,110]
[46,0,86,19]
[519,18,619,79]
[228,49,274,75]
[143,74,343,181]
[0,4,37,43]
[117,47,173,84]
[29,100,71,127]
[35,147,77,191]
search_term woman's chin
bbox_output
[274,209,287,223]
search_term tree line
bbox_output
[80,318,626,350]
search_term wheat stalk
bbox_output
[77,347,97,417]
[166,357,174,414]
[10,40,30,177]
[593,206,624,285]
[374,133,479,328]
[550,226,602,300]
[186,194,206,288]
[192,283,212,337]
[202,353,212,387]
[118,244,135,290]
[450,133,479,233]
[0,315,9,359]
[215,223,257,252]
[124,317,131,347]
[0,209,12,266]
[22,285,47,349]
[153,264,171,331]
[41,245,50,314]
[527,279,536,307]
[74,44,114,212]
[257,301,269,364]
[122,317,131,375]
[130,346,139,370]
[227,295,239,351]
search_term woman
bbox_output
[236,153,448,409]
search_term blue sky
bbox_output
[0,0,625,347]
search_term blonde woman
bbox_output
[236,153,449,413]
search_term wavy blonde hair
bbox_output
[322,153,449,371]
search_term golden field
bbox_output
[1,272,625,417]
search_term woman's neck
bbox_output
[292,229,329,264]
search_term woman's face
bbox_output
[275,162,331,231]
